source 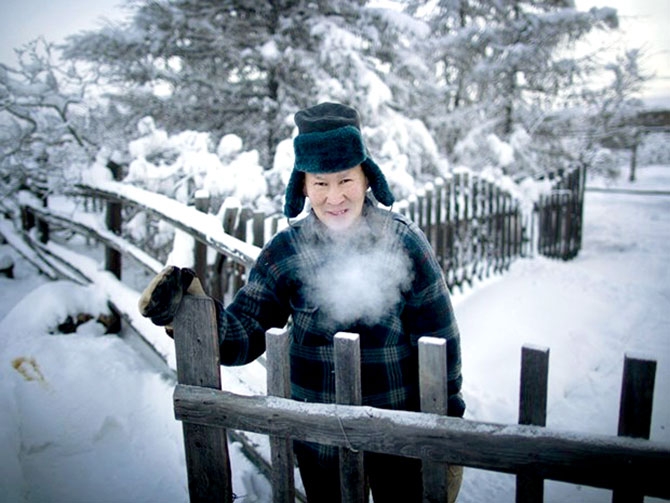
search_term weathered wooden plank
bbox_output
[612,354,657,503]
[419,337,449,503]
[425,183,434,248]
[194,193,210,289]
[334,332,366,503]
[253,211,266,247]
[516,345,550,503]
[434,178,445,271]
[518,345,549,426]
[104,161,123,279]
[173,384,670,499]
[76,180,260,268]
[265,328,295,503]
[173,296,232,503]
[618,354,656,439]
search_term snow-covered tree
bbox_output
[62,0,450,202]
[404,0,624,178]
[0,39,98,198]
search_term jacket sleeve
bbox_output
[214,242,292,366]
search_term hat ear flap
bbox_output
[283,170,306,218]
[362,159,394,207]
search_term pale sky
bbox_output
[0,0,667,101]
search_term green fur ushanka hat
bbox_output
[283,102,395,218]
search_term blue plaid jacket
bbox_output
[216,200,465,422]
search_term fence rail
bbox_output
[173,297,668,503]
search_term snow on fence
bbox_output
[10,161,584,302]
[173,296,668,503]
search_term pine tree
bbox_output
[0,38,103,198]
[62,1,412,168]
[409,0,621,176]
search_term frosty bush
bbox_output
[124,117,270,211]
[118,117,274,261]
[638,133,670,166]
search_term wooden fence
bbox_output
[4,166,666,503]
[11,161,582,302]
[535,166,585,261]
[173,297,668,503]
[397,170,526,291]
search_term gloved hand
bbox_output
[138,266,207,330]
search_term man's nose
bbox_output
[326,185,345,204]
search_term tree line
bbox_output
[0,0,649,210]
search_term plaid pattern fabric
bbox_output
[216,201,465,431]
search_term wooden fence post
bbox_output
[434,178,445,272]
[516,345,550,503]
[194,191,209,288]
[453,172,463,289]
[612,354,657,503]
[233,207,253,294]
[419,336,449,503]
[444,176,454,287]
[266,328,296,503]
[252,211,266,247]
[334,332,366,503]
[105,160,123,279]
[173,296,233,503]
[425,183,434,248]
[212,205,239,301]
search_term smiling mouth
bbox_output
[328,209,348,216]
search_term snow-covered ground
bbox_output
[0,165,668,503]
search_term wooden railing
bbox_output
[3,166,663,502]
[173,297,669,503]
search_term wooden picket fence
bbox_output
[5,165,667,503]
[202,166,581,295]
[11,160,584,302]
[535,166,585,261]
[13,161,580,304]
[173,297,668,503]
[396,170,526,291]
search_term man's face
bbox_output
[304,165,369,232]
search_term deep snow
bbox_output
[0,165,668,503]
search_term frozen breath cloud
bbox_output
[301,230,414,327]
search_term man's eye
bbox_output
[340,178,352,184]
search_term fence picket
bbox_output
[434,178,445,272]
[419,337,450,503]
[105,160,123,279]
[334,333,366,503]
[612,354,657,503]
[253,211,266,247]
[425,183,434,249]
[266,328,296,503]
[516,345,550,503]
[173,296,232,503]
[194,192,209,288]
